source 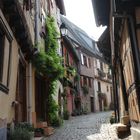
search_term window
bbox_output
[107,86,109,92]
[100,62,103,70]
[88,58,91,68]
[66,51,69,65]
[0,15,13,93]
[0,30,11,87]
[83,55,87,66]
[110,87,113,102]
[98,81,101,91]
[95,59,97,66]
[88,78,92,87]
[83,77,87,85]
[0,28,4,82]
[80,76,83,86]
[81,53,84,65]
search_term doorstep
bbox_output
[34,137,43,140]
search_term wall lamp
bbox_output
[60,23,68,37]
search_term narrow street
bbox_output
[47,111,117,140]
[1,1,140,140]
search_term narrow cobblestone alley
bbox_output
[46,111,118,140]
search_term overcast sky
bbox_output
[63,0,106,40]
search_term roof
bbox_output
[97,29,111,64]
[91,0,110,26]
[91,1,111,63]
[55,0,66,15]
[60,15,105,61]
[92,0,140,27]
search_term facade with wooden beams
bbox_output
[60,15,112,114]
[92,0,140,139]
[0,0,65,138]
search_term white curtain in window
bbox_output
[81,53,84,65]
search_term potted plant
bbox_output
[63,110,70,120]
[34,128,44,137]
[9,127,34,140]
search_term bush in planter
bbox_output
[51,115,63,127]
[71,109,77,116]
[16,122,34,132]
[63,110,70,120]
[10,127,33,140]
[104,106,109,111]
[34,128,44,137]
[83,106,88,114]
[110,112,116,124]
[109,102,114,110]
[110,116,115,124]
[9,122,34,140]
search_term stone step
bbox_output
[43,127,55,136]
[36,122,48,128]
[34,137,43,140]
[112,123,128,132]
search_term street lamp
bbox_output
[60,23,68,36]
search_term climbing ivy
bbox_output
[32,16,64,125]
[32,16,64,81]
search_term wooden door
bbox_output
[121,20,140,122]
[15,61,27,122]
[35,75,46,121]
[90,97,94,112]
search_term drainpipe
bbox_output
[35,0,39,44]
[27,62,32,124]
[110,14,118,122]
[27,0,40,124]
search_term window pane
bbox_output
[83,55,87,66]
[98,81,101,91]
[0,29,4,82]
[89,78,91,87]
[81,53,84,65]
[2,36,10,86]
[88,58,91,68]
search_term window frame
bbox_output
[0,10,13,93]
[88,57,91,68]
[83,76,87,85]
[106,86,109,92]
[0,28,4,82]
[98,81,101,92]
[88,78,92,88]
[83,55,87,67]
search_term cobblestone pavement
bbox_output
[46,111,122,140]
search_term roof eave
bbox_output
[91,0,110,27]
[55,0,66,15]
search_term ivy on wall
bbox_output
[32,16,64,125]
[32,16,64,81]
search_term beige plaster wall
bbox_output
[0,39,19,123]
[80,53,94,77]
[94,79,112,111]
